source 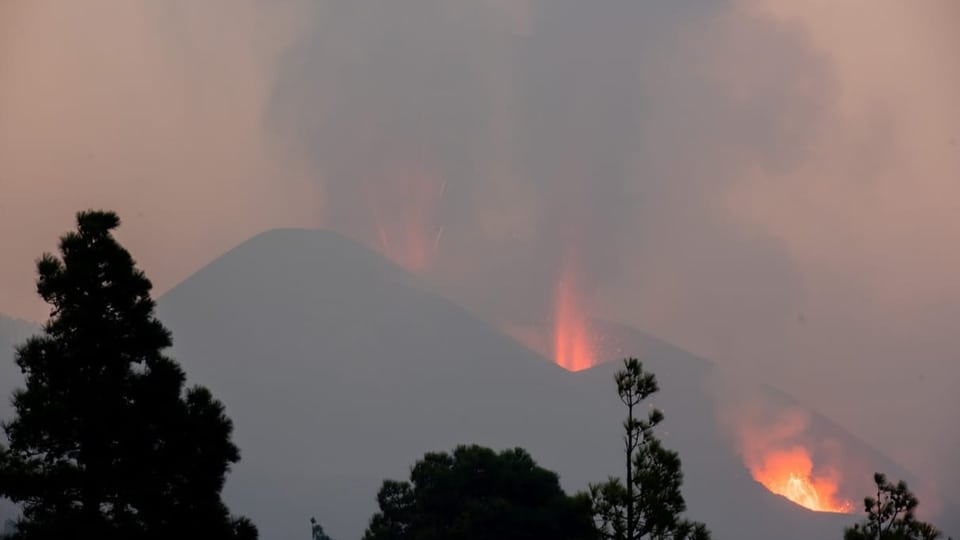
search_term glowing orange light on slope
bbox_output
[552,268,597,372]
[367,165,446,273]
[503,324,550,359]
[751,446,853,513]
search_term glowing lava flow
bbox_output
[552,271,597,372]
[750,446,853,513]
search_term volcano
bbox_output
[1,230,955,539]
[149,229,947,540]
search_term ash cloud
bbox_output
[266,1,825,361]
[268,0,816,329]
[268,0,960,503]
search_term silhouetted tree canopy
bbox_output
[844,473,949,540]
[0,210,256,539]
[590,358,710,540]
[311,517,334,540]
[363,444,596,540]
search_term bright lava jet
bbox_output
[750,446,853,513]
[552,268,597,372]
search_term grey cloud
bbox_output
[267,1,822,328]
[265,0,958,503]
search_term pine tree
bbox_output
[844,473,949,540]
[589,358,709,540]
[0,210,256,539]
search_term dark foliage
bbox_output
[0,210,256,539]
[311,517,334,540]
[844,473,949,540]
[363,444,596,540]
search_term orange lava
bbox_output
[368,164,445,272]
[552,269,597,372]
[751,446,853,513]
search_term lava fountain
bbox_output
[552,266,598,372]
[727,404,855,514]
[750,446,853,513]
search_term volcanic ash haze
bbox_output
[0,0,959,520]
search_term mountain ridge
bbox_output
[1,229,954,538]
[152,228,899,540]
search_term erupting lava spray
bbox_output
[552,263,598,371]
[751,446,853,513]
[367,163,446,273]
[726,402,854,513]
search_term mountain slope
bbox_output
[2,230,948,538]
[581,321,957,537]
[155,229,928,540]
[156,230,597,536]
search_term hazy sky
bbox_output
[1,0,958,501]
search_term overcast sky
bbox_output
[1,0,958,502]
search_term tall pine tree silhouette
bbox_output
[589,358,709,540]
[0,211,256,539]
